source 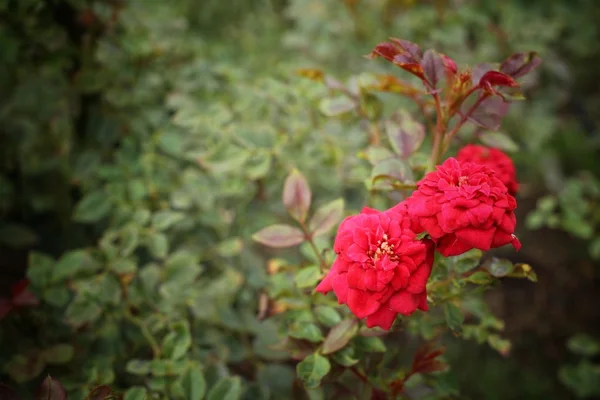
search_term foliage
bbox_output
[0,0,599,399]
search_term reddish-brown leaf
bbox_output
[467,95,509,130]
[368,42,402,62]
[389,38,423,60]
[282,169,312,222]
[441,54,457,75]
[35,376,66,400]
[421,50,446,87]
[500,51,542,78]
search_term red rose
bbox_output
[406,157,521,257]
[316,207,434,330]
[456,144,518,195]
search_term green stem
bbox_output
[300,221,328,272]
[427,92,446,172]
[124,309,161,359]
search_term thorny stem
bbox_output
[441,92,489,154]
[427,91,446,172]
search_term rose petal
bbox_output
[366,305,397,330]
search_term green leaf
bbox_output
[252,225,305,248]
[123,387,148,400]
[207,376,242,400]
[119,225,140,257]
[483,257,515,277]
[296,353,331,388]
[126,360,151,375]
[152,210,186,231]
[444,303,464,333]
[162,321,192,360]
[308,199,345,237]
[65,296,102,327]
[294,266,323,289]
[385,110,426,158]
[283,169,312,223]
[322,319,359,354]
[353,336,386,353]
[0,223,37,248]
[452,249,483,274]
[73,191,112,223]
[567,335,600,357]
[370,157,413,191]
[110,258,137,274]
[182,365,207,400]
[487,334,511,356]
[27,252,54,287]
[41,344,74,365]
[559,361,600,398]
[314,306,342,327]
[331,346,359,366]
[464,271,493,285]
[147,233,169,259]
[51,250,101,283]
[480,132,519,152]
[289,322,324,343]
[216,237,244,257]
[319,96,356,117]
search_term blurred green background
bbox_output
[1,0,600,399]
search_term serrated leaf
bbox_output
[385,110,426,159]
[296,353,330,388]
[182,365,206,400]
[444,303,464,332]
[207,376,242,400]
[123,386,148,400]
[480,132,519,152]
[468,96,509,131]
[294,266,323,289]
[421,50,445,87]
[73,191,112,223]
[126,360,151,375]
[283,169,311,223]
[319,96,356,117]
[314,306,342,327]
[253,225,305,248]
[289,322,324,342]
[483,257,515,277]
[322,319,358,354]
[41,344,74,365]
[308,199,344,237]
[152,210,186,231]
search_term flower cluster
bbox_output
[317,151,521,329]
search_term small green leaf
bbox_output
[253,225,305,248]
[125,359,151,375]
[0,223,37,248]
[162,321,192,360]
[314,306,342,327]
[73,191,112,223]
[152,211,186,231]
[559,361,600,398]
[464,271,493,285]
[488,334,511,356]
[567,335,600,357]
[110,258,137,274]
[123,386,148,400]
[444,303,464,333]
[27,252,54,287]
[452,249,483,274]
[289,322,324,343]
[308,199,345,237]
[353,336,386,353]
[483,257,515,277]
[331,346,359,367]
[65,296,102,327]
[296,353,331,388]
[480,132,519,152]
[207,376,242,400]
[283,169,312,223]
[182,365,206,400]
[41,344,74,365]
[294,266,323,289]
[319,96,356,117]
[216,237,244,257]
[147,233,169,259]
[51,250,101,283]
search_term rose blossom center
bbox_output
[367,233,398,264]
[458,176,468,186]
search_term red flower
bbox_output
[0,279,39,320]
[316,207,434,330]
[406,158,521,257]
[456,144,518,195]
